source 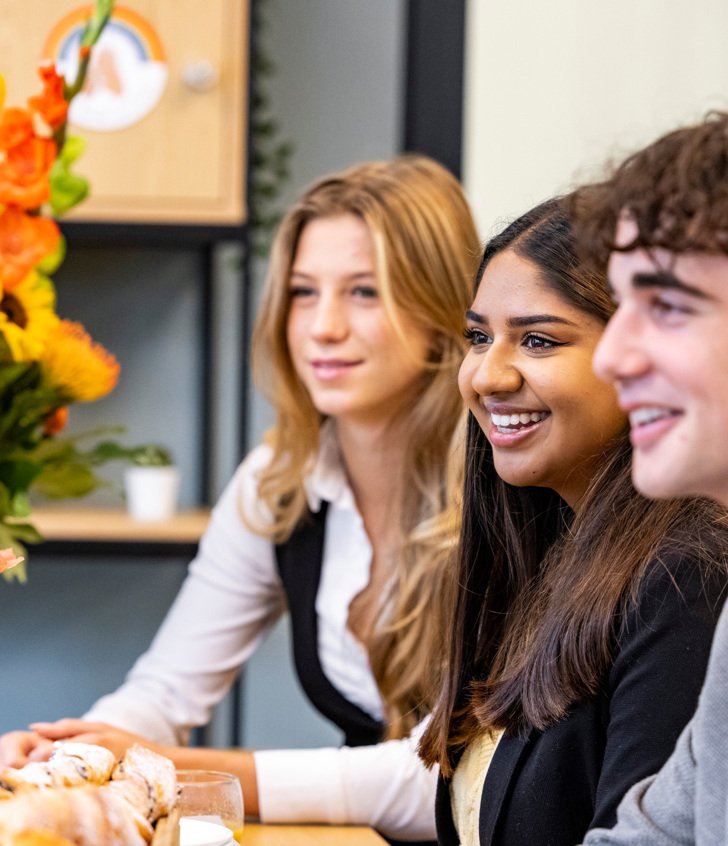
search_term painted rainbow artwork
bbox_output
[41,5,169,132]
[42,5,167,66]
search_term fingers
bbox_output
[29,719,108,740]
[27,737,55,762]
[0,730,51,768]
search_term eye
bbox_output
[463,327,491,347]
[648,294,693,323]
[351,284,378,299]
[523,333,561,351]
[289,284,316,299]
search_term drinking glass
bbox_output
[177,770,244,844]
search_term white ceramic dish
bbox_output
[179,817,234,846]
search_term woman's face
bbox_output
[286,214,431,429]
[459,249,626,507]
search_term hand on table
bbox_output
[29,719,162,762]
[0,729,54,767]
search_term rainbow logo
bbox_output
[41,5,169,133]
[42,5,166,66]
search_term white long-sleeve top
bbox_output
[85,426,438,841]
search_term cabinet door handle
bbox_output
[182,60,219,93]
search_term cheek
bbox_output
[285,316,303,369]
[458,355,476,401]
[286,310,300,346]
[573,391,626,446]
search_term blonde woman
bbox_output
[0,155,480,844]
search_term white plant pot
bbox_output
[124,466,181,522]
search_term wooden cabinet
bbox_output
[0,0,248,225]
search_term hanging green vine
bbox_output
[248,0,294,257]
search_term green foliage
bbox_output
[89,440,173,467]
[249,0,294,257]
[49,136,90,216]
[64,0,115,100]
[0,0,121,581]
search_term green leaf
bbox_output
[85,440,173,467]
[59,135,86,166]
[1,558,27,584]
[6,522,43,544]
[0,483,12,517]
[0,362,35,396]
[49,155,90,217]
[10,490,31,518]
[32,462,99,499]
[0,460,43,497]
[36,236,67,276]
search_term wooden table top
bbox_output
[240,823,387,845]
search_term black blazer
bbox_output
[436,553,728,846]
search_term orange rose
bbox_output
[0,206,61,291]
[28,64,68,133]
[0,107,56,209]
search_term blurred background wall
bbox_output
[463,0,728,239]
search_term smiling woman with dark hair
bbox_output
[419,197,728,846]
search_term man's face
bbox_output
[594,217,728,506]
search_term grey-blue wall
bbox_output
[0,0,406,751]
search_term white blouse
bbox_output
[84,424,437,841]
[450,731,503,845]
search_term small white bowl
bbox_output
[179,818,234,846]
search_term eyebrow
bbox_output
[289,270,375,280]
[631,270,711,300]
[465,309,578,328]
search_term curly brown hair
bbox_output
[573,111,728,271]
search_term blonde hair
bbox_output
[248,154,480,736]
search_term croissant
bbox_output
[0,743,178,846]
[0,743,115,792]
[6,831,76,846]
[0,786,148,846]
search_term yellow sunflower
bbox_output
[0,270,58,361]
[40,319,120,401]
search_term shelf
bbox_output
[28,507,211,544]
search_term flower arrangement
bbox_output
[0,0,120,580]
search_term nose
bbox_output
[310,292,348,342]
[593,306,650,385]
[463,344,523,398]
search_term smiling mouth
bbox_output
[490,411,549,433]
[629,406,681,428]
[310,359,360,370]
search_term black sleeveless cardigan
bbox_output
[274,501,436,846]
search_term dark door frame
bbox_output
[403,0,467,178]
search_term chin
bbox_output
[631,464,682,501]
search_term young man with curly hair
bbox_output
[575,112,728,845]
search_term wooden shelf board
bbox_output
[27,507,211,544]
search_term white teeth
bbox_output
[629,407,675,427]
[490,411,548,429]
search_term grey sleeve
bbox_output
[584,723,696,846]
[585,600,728,846]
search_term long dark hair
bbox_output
[419,198,728,775]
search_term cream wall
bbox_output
[463,0,728,240]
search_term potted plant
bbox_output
[92,441,179,522]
